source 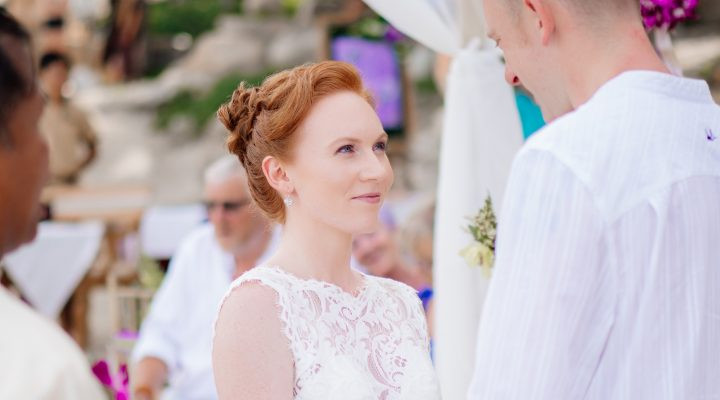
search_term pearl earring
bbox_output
[283,196,294,207]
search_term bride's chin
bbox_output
[352,222,382,236]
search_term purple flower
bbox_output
[92,360,130,400]
[92,360,113,387]
[115,329,139,340]
[384,25,404,43]
[640,0,699,31]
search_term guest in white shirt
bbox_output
[131,156,278,400]
[0,8,104,399]
[469,0,720,399]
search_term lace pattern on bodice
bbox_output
[219,265,441,400]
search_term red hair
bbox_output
[217,61,374,223]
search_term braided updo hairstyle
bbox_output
[217,61,374,223]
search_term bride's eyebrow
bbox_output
[328,132,387,148]
[329,137,361,147]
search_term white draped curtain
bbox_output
[362,1,524,398]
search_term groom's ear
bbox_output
[522,0,556,46]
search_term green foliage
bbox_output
[467,195,497,252]
[155,69,276,135]
[137,255,165,290]
[147,0,242,38]
[414,74,439,95]
[280,0,302,16]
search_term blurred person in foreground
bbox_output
[38,51,97,184]
[0,7,104,399]
[469,0,720,398]
[131,156,278,400]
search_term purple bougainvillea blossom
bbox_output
[384,25,405,43]
[92,360,130,400]
[640,0,699,31]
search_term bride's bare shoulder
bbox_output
[213,280,293,399]
[219,279,280,320]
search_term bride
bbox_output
[212,61,440,399]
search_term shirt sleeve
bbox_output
[468,149,616,399]
[131,244,193,372]
[70,104,97,145]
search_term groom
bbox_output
[469,0,720,399]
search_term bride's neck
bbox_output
[267,211,356,289]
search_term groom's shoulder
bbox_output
[523,99,620,156]
[515,101,641,217]
[519,105,611,177]
[515,91,720,221]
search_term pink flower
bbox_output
[92,360,129,400]
[640,0,699,31]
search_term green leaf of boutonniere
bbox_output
[460,194,498,274]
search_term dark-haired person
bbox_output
[132,156,277,400]
[38,51,97,184]
[0,7,104,399]
[212,61,440,399]
[469,0,720,398]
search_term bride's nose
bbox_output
[358,151,390,182]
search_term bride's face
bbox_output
[284,91,393,235]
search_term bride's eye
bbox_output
[373,141,388,152]
[337,144,354,154]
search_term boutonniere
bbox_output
[460,195,497,277]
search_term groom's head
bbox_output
[483,0,644,121]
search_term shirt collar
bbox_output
[222,225,281,276]
[591,70,713,104]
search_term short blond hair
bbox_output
[204,155,246,186]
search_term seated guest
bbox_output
[352,207,435,335]
[38,51,97,184]
[398,197,436,285]
[0,8,104,399]
[131,156,278,400]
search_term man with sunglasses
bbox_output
[132,156,278,400]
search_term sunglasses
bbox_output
[204,198,251,212]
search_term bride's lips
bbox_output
[352,193,382,204]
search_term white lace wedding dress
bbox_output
[220,265,441,400]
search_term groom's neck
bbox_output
[562,22,670,110]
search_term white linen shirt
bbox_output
[0,286,105,399]
[132,224,279,400]
[469,71,720,399]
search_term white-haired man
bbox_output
[132,156,278,400]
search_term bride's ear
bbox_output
[262,155,294,195]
